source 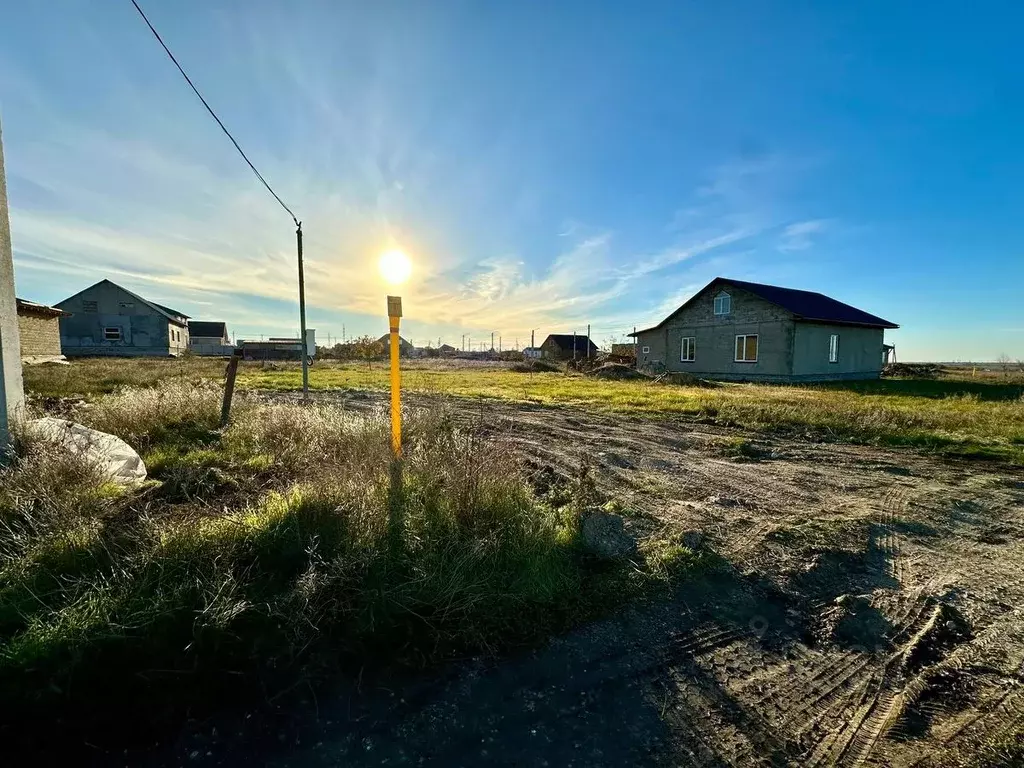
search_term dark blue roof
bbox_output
[188,321,228,338]
[631,277,898,334]
[724,279,898,328]
[543,334,599,352]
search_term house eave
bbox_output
[794,317,899,330]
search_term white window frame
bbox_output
[713,291,731,316]
[103,326,122,341]
[829,334,839,363]
[734,334,758,363]
[681,336,696,362]
[641,345,651,354]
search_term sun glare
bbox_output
[378,249,412,285]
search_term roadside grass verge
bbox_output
[0,381,696,760]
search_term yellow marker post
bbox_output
[387,295,403,456]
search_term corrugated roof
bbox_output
[15,298,70,318]
[188,321,228,338]
[630,277,898,335]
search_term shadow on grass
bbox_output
[810,378,1024,402]
[149,552,815,768]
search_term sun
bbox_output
[378,248,412,285]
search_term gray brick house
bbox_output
[630,278,898,382]
[56,279,190,357]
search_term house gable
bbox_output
[56,280,186,357]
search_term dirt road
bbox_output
[162,391,1024,767]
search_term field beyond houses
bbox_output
[5,356,1024,766]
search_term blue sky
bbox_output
[1,1,1021,360]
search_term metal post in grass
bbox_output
[0,118,25,453]
[377,248,411,456]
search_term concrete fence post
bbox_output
[0,117,25,452]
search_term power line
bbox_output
[128,0,299,227]
[130,0,312,399]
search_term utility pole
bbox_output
[531,329,535,350]
[499,336,502,352]
[0,118,25,451]
[490,331,494,352]
[342,324,345,343]
[296,224,310,401]
[573,330,577,362]
[587,323,591,359]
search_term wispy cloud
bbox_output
[778,219,831,252]
[4,49,830,344]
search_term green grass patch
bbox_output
[23,358,1024,462]
[1,382,689,760]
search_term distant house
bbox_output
[188,321,235,356]
[540,334,599,360]
[438,343,457,355]
[239,330,316,362]
[56,279,190,357]
[523,346,542,359]
[16,298,69,360]
[376,334,415,357]
[629,277,898,382]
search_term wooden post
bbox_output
[220,349,242,427]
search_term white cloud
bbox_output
[4,56,829,344]
[778,219,831,252]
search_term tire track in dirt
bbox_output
[895,597,1024,765]
[873,487,908,583]
[216,390,1024,768]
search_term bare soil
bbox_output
[155,391,1024,767]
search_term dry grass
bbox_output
[23,358,1024,462]
[2,379,695,760]
[238,361,1024,462]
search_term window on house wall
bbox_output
[829,334,839,363]
[713,292,731,315]
[642,345,651,354]
[104,327,122,341]
[83,300,98,313]
[734,334,758,362]
[681,336,696,362]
